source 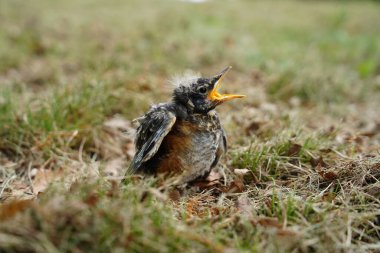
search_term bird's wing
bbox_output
[127,108,176,174]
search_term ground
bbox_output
[0,0,380,252]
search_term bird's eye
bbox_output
[198,87,207,94]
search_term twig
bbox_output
[332,149,354,160]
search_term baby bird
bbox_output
[127,67,244,186]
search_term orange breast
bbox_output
[156,120,196,175]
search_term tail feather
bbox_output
[126,151,144,175]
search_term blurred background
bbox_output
[1,0,380,157]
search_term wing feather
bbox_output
[127,109,176,174]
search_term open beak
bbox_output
[207,66,245,103]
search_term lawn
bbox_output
[0,0,380,252]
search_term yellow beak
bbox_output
[207,66,245,102]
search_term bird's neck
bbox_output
[171,100,215,120]
[170,100,192,120]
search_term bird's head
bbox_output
[172,66,245,113]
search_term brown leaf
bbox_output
[251,217,282,228]
[0,199,33,220]
[285,143,302,157]
[191,170,222,189]
[168,189,181,202]
[222,177,245,193]
[316,164,337,181]
[84,193,99,206]
[32,168,63,195]
[310,156,328,168]
[323,171,338,181]
[206,170,222,182]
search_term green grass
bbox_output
[1,0,380,252]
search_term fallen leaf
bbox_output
[0,199,33,220]
[285,143,302,157]
[316,164,337,181]
[191,170,222,189]
[32,168,63,195]
[84,193,99,206]
[168,189,181,202]
[206,170,222,182]
[310,156,328,168]
[251,217,282,228]
[222,177,245,193]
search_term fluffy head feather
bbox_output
[169,70,201,88]
[171,70,215,113]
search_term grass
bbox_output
[1,0,380,252]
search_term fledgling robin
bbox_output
[126,67,244,186]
